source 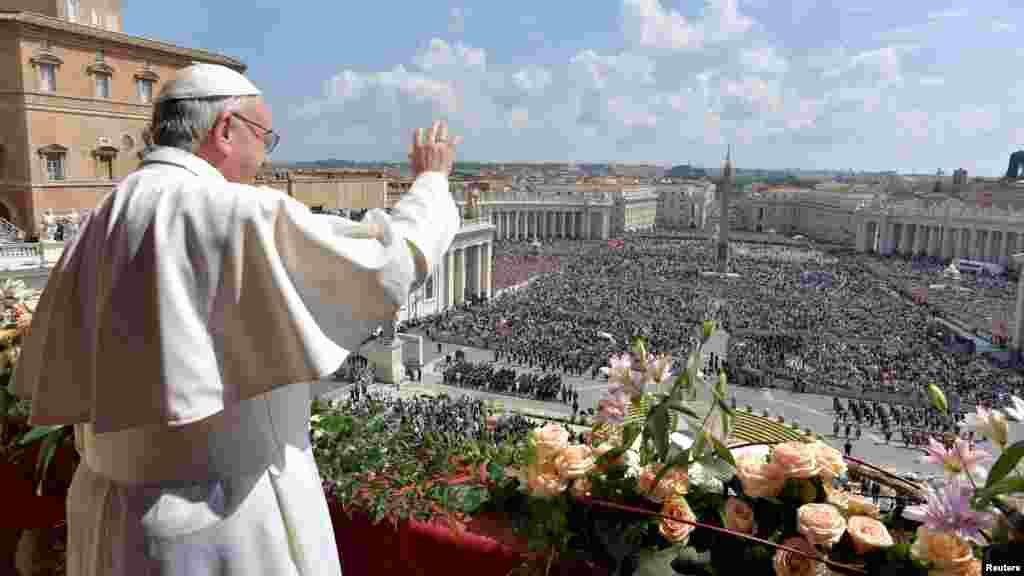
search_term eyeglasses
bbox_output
[231,112,280,154]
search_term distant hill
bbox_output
[666,164,708,178]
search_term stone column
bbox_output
[482,241,492,298]
[562,212,569,238]
[446,249,455,308]
[856,220,868,253]
[471,242,483,295]
[1015,254,1024,350]
[602,212,610,239]
[539,210,546,239]
[998,231,1008,264]
[913,224,925,255]
[878,219,891,255]
[455,248,466,305]
[901,223,913,255]
[583,211,590,240]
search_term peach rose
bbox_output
[526,463,568,499]
[532,423,570,462]
[846,494,880,519]
[811,441,847,483]
[735,456,785,498]
[826,488,850,512]
[593,442,625,470]
[797,503,847,547]
[639,465,690,502]
[910,527,976,574]
[659,497,696,544]
[724,497,755,534]
[660,466,689,498]
[554,445,595,480]
[772,442,820,480]
[773,536,818,576]
[590,425,622,448]
[570,477,592,498]
[846,516,894,554]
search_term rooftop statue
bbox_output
[1006,150,1024,180]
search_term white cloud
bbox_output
[848,44,916,86]
[723,76,782,114]
[570,50,655,90]
[621,0,753,52]
[512,67,553,96]
[607,95,658,129]
[785,98,825,131]
[926,8,967,21]
[505,107,530,130]
[742,46,788,75]
[415,38,486,72]
[956,108,998,137]
[991,19,1014,33]
[449,7,466,34]
[897,110,932,142]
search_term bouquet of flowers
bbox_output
[488,320,1024,576]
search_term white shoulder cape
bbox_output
[12,147,459,433]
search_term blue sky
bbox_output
[123,1,1024,175]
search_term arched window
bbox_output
[37,144,68,181]
[93,145,118,179]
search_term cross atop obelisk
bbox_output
[716,146,733,273]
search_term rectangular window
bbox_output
[424,274,435,300]
[100,157,114,179]
[66,0,80,22]
[39,64,56,92]
[96,74,111,99]
[46,155,65,181]
[137,79,153,103]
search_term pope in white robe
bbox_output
[10,64,461,575]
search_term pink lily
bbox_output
[924,437,992,478]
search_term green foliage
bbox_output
[984,440,1024,490]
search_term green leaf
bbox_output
[621,422,642,453]
[18,424,65,446]
[647,404,670,460]
[711,435,736,467]
[984,440,1024,490]
[667,402,701,420]
[691,430,707,461]
[34,430,61,496]
[977,477,1024,505]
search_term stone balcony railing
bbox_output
[0,241,66,270]
[20,91,151,117]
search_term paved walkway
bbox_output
[330,328,1022,480]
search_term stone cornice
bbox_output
[0,10,246,70]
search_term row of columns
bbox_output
[441,241,492,309]
[858,220,1023,266]
[489,209,610,241]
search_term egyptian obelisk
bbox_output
[716,147,733,273]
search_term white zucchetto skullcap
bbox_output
[154,63,261,104]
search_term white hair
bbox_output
[148,96,253,154]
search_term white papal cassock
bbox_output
[11,146,460,575]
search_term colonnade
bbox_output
[857,219,1023,266]
[438,240,492,308]
[487,208,611,241]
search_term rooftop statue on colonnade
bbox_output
[1005,150,1024,181]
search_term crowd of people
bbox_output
[422,233,1024,414]
[441,360,578,406]
[830,397,968,448]
[331,389,541,448]
[858,254,1019,344]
